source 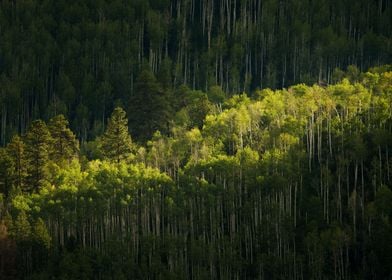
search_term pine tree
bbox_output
[6,135,27,191]
[101,107,133,163]
[129,69,171,141]
[24,120,52,192]
[48,114,79,164]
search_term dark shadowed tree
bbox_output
[6,135,27,191]
[0,148,14,197]
[129,69,171,141]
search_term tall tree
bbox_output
[129,69,171,141]
[101,107,133,163]
[24,120,52,192]
[48,114,79,164]
[6,135,27,191]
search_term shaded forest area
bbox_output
[0,67,391,279]
[0,0,391,144]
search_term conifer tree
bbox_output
[101,107,133,163]
[6,135,27,190]
[129,69,171,140]
[24,120,52,192]
[48,114,79,164]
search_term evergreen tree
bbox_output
[48,114,79,164]
[7,135,27,190]
[129,69,171,141]
[101,107,133,163]
[24,120,52,192]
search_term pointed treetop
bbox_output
[48,114,79,164]
[24,120,52,192]
[101,107,133,163]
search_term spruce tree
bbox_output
[101,107,133,163]
[129,69,171,141]
[24,120,52,192]
[48,114,79,164]
[6,135,27,190]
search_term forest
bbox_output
[0,66,391,279]
[0,0,392,279]
[0,0,391,144]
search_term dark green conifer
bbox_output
[24,120,52,192]
[48,114,79,164]
[6,135,27,191]
[129,69,171,141]
[101,107,133,163]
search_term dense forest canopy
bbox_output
[0,0,392,279]
[0,0,391,144]
[0,66,391,279]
